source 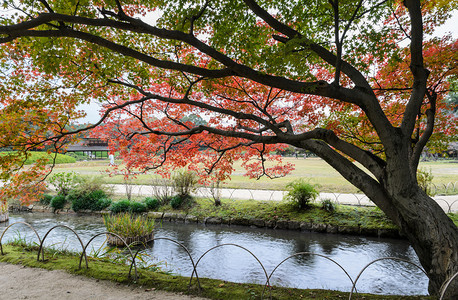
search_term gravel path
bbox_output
[0,263,207,300]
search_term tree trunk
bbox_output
[385,183,458,298]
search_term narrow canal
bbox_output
[1,212,428,295]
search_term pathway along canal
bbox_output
[1,212,428,296]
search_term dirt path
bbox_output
[0,263,207,300]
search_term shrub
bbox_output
[50,195,67,211]
[49,172,83,196]
[93,198,112,211]
[40,194,53,206]
[172,170,197,198]
[170,195,183,209]
[284,179,319,210]
[144,197,160,210]
[151,177,173,205]
[110,200,131,214]
[129,201,147,214]
[76,176,113,197]
[321,199,336,213]
[70,189,111,212]
[170,194,193,209]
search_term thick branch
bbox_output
[1,14,359,102]
[243,0,371,90]
[401,0,429,137]
[410,91,436,172]
[287,128,385,179]
[297,139,399,223]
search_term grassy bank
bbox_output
[158,198,401,230]
[51,158,458,194]
[0,244,433,300]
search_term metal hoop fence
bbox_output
[1,221,457,299]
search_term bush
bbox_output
[129,201,147,214]
[93,198,112,211]
[49,172,83,196]
[172,170,198,198]
[170,194,193,209]
[151,177,173,205]
[284,179,319,210]
[144,197,160,210]
[321,199,336,213]
[40,194,53,206]
[70,189,111,212]
[110,200,131,214]
[170,195,183,209]
[50,195,67,211]
[76,176,113,197]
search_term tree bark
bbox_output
[378,136,458,298]
[299,137,458,298]
[386,185,458,298]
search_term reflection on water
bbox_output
[1,212,428,295]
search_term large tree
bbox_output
[1,0,457,296]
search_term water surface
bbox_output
[0,212,428,295]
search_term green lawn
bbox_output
[51,157,458,194]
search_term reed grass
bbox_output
[103,213,155,237]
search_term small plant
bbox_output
[103,213,155,245]
[417,168,435,196]
[129,201,147,214]
[284,179,319,210]
[77,176,113,195]
[110,199,131,214]
[172,169,198,198]
[144,197,160,210]
[321,199,336,213]
[170,195,183,209]
[208,180,222,206]
[50,194,67,211]
[151,177,173,205]
[170,194,194,209]
[49,172,82,196]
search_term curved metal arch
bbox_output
[348,257,427,300]
[352,194,363,206]
[0,222,42,258]
[268,191,275,202]
[126,237,201,291]
[261,252,356,299]
[440,271,458,300]
[228,189,236,201]
[449,199,458,212]
[248,190,255,201]
[432,183,438,195]
[37,224,88,268]
[78,231,138,280]
[435,199,452,213]
[331,192,341,202]
[189,243,270,297]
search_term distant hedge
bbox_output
[0,151,76,165]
